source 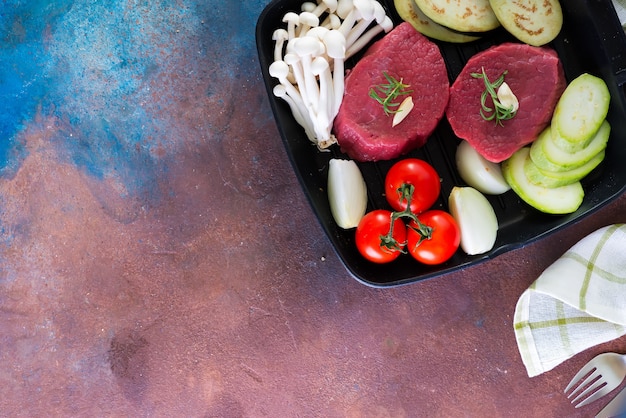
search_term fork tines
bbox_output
[564,366,608,408]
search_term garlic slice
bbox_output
[392,96,414,127]
[327,159,368,229]
[497,81,519,113]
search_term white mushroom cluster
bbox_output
[270,0,393,150]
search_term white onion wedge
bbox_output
[327,159,367,229]
[456,141,511,195]
[448,187,498,255]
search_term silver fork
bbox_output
[564,352,626,408]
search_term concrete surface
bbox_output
[0,1,625,417]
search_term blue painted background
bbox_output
[0,0,269,187]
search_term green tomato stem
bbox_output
[379,183,432,253]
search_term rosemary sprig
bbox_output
[471,67,517,126]
[369,72,413,116]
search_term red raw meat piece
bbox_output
[333,22,449,162]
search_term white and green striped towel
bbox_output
[514,224,626,377]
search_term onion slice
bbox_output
[448,186,498,255]
[456,140,511,195]
[327,159,368,229]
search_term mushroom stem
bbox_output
[269,61,315,141]
[323,30,346,120]
[321,13,341,30]
[273,85,316,141]
[345,15,392,59]
[345,0,385,47]
[311,0,338,17]
[344,18,373,48]
[331,58,344,119]
[311,56,334,142]
[269,61,302,104]
[337,10,358,37]
[338,0,374,37]
[282,12,300,40]
[293,37,323,115]
[284,53,308,102]
[272,29,289,62]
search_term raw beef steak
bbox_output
[333,22,449,162]
[446,43,566,163]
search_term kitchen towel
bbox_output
[514,224,626,377]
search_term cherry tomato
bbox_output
[406,210,460,265]
[385,158,441,214]
[355,209,406,264]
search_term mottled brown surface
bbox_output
[1,1,625,417]
[1,108,625,417]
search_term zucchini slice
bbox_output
[524,149,605,188]
[502,147,584,214]
[551,123,595,153]
[552,73,610,146]
[530,122,610,172]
